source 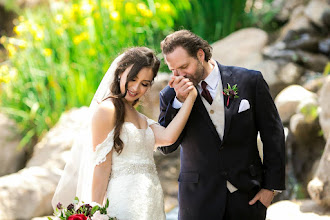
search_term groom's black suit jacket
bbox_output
[158,61,285,219]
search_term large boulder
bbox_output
[275,85,317,123]
[0,113,25,176]
[212,28,268,69]
[319,75,330,140]
[308,132,330,207]
[0,107,89,220]
[267,200,330,219]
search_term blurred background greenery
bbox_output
[0,0,279,150]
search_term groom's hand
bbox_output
[249,188,274,208]
[169,76,193,103]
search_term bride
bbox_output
[52,47,197,220]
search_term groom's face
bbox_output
[164,46,205,86]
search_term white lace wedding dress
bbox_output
[92,118,166,220]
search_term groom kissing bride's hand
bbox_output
[168,75,193,102]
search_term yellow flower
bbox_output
[141,9,153,17]
[155,3,161,8]
[0,65,10,83]
[72,4,79,12]
[73,35,82,45]
[94,12,100,19]
[55,28,64,36]
[81,32,88,40]
[125,2,136,15]
[88,48,96,56]
[14,23,26,36]
[18,40,27,49]
[73,32,89,45]
[110,11,120,21]
[30,24,44,41]
[7,44,17,57]
[160,3,172,13]
[55,14,63,24]
[43,48,53,57]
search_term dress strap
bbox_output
[92,129,114,166]
[147,118,159,126]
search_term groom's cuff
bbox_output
[172,97,183,109]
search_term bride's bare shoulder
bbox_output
[92,99,116,124]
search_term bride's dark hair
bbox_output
[104,47,160,154]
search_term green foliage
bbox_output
[300,104,318,123]
[0,0,183,146]
[324,62,330,75]
[171,0,279,43]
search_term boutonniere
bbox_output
[223,83,239,107]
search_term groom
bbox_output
[158,30,285,220]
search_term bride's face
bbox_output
[119,65,154,104]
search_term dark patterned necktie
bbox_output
[201,81,213,105]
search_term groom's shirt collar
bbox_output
[198,59,220,92]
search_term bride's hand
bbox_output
[186,84,197,101]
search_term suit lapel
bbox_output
[218,62,239,145]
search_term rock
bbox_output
[275,85,317,123]
[289,112,325,189]
[251,59,284,98]
[308,134,330,207]
[319,38,330,56]
[0,107,90,220]
[212,28,268,69]
[267,200,330,219]
[0,113,25,176]
[295,50,329,72]
[272,0,307,22]
[263,45,329,72]
[140,73,171,120]
[279,5,317,41]
[285,33,320,53]
[303,75,327,93]
[278,62,304,85]
[263,43,299,62]
[319,76,330,140]
[321,9,330,31]
[305,0,330,28]
[0,4,16,37]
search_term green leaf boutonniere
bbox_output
[223,83,239,106]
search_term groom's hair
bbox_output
[161,29,212,61]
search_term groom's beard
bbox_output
[189,61,205,86]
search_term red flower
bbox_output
[68,214,87,220]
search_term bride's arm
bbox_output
[150,86,197,147]
[91,101,116,205]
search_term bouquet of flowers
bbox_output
[49,197,117,220]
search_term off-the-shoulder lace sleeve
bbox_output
[147,118,159,126]
[92,129,114,166]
